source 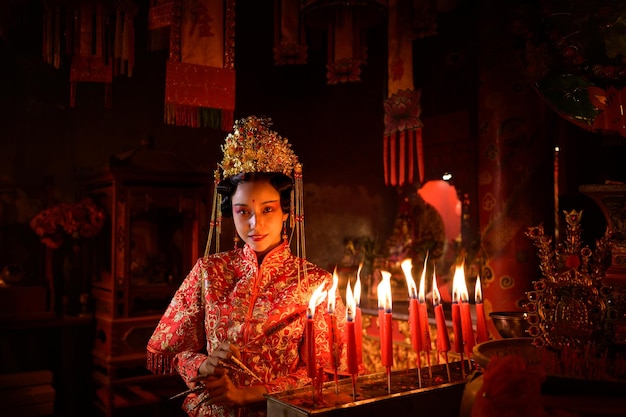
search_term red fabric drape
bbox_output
[44,1,136,108]
[383,0,424,187]
[68,1,113,108]
[164,0,236,130]
[273,0,307,65]
[383,129,423,187]
[147,0,172,51]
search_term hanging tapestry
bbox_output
[326,7,364,84]
[68,1,114,108]
[42,2,66,70]
[383,0,429,187]
[43,0,137,108]
[301,0,385,85]
[164,0,236,130]
[113,0,138,77]
[147,0,172,51]
[273,0,307,65]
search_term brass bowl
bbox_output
[489,311,530,339]
[472,337,538,368]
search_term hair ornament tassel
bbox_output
[294,163,307,288]
[205,169,222,258]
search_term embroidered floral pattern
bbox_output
[147,242,346,417]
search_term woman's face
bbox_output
[231,179,288,258]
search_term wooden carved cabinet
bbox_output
[83,146,211,416]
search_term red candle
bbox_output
[378,271,393,368]
[326,313,340,369]
[417,264,432,353]
[452,264,475,355]
[355,306,363,366]
[474,276,489,343]
[346,320,358,374]
[401,259,422,353]
[451,300,463,353]
[455,264,475,355]
[345,282,358,375]
[378,307,387,362]
[306,284,328,379]
[409,297,422,353]
[432,273,451,352]
[460,298,475,355]
[474,303,488,343]
[418,303,431,350]
[306,316,316,378]
[383,311,393,367]
[327,271,340,370]
[354,266,363,367]
[451,264,464,354]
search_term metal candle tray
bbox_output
[266,361,471,417]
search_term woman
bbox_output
[147,116,345,417]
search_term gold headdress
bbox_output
[220,116,300,178]
[205,116,306,263]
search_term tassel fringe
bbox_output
[164,104,232,130]
[383,128,424,187]
[146,349,176,375]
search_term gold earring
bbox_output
[282,221,288,242]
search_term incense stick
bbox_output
[223,356,263,384]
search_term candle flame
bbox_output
[432,267,441,306]
[401,258,417,299]
[418,256,428,303]
[308,283,327,318]
[475,275,483,304]
[327,268,339,314]
[346,281,355,321]
[377,270,393,312]
[354,263,362,307]
[452,261,469,303]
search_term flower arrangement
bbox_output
[30,197,106,249]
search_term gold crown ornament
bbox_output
[220,116,300,178]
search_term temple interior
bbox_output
[2,1,626,416]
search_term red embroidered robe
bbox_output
[147,242,346,416]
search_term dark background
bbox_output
[1,1,625,416]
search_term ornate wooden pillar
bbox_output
[476,1,554,329]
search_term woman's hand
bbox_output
[196,342,240,377]
[196,368,267,407]
[190,342,266,407]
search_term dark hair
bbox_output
[217,172,293,217]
